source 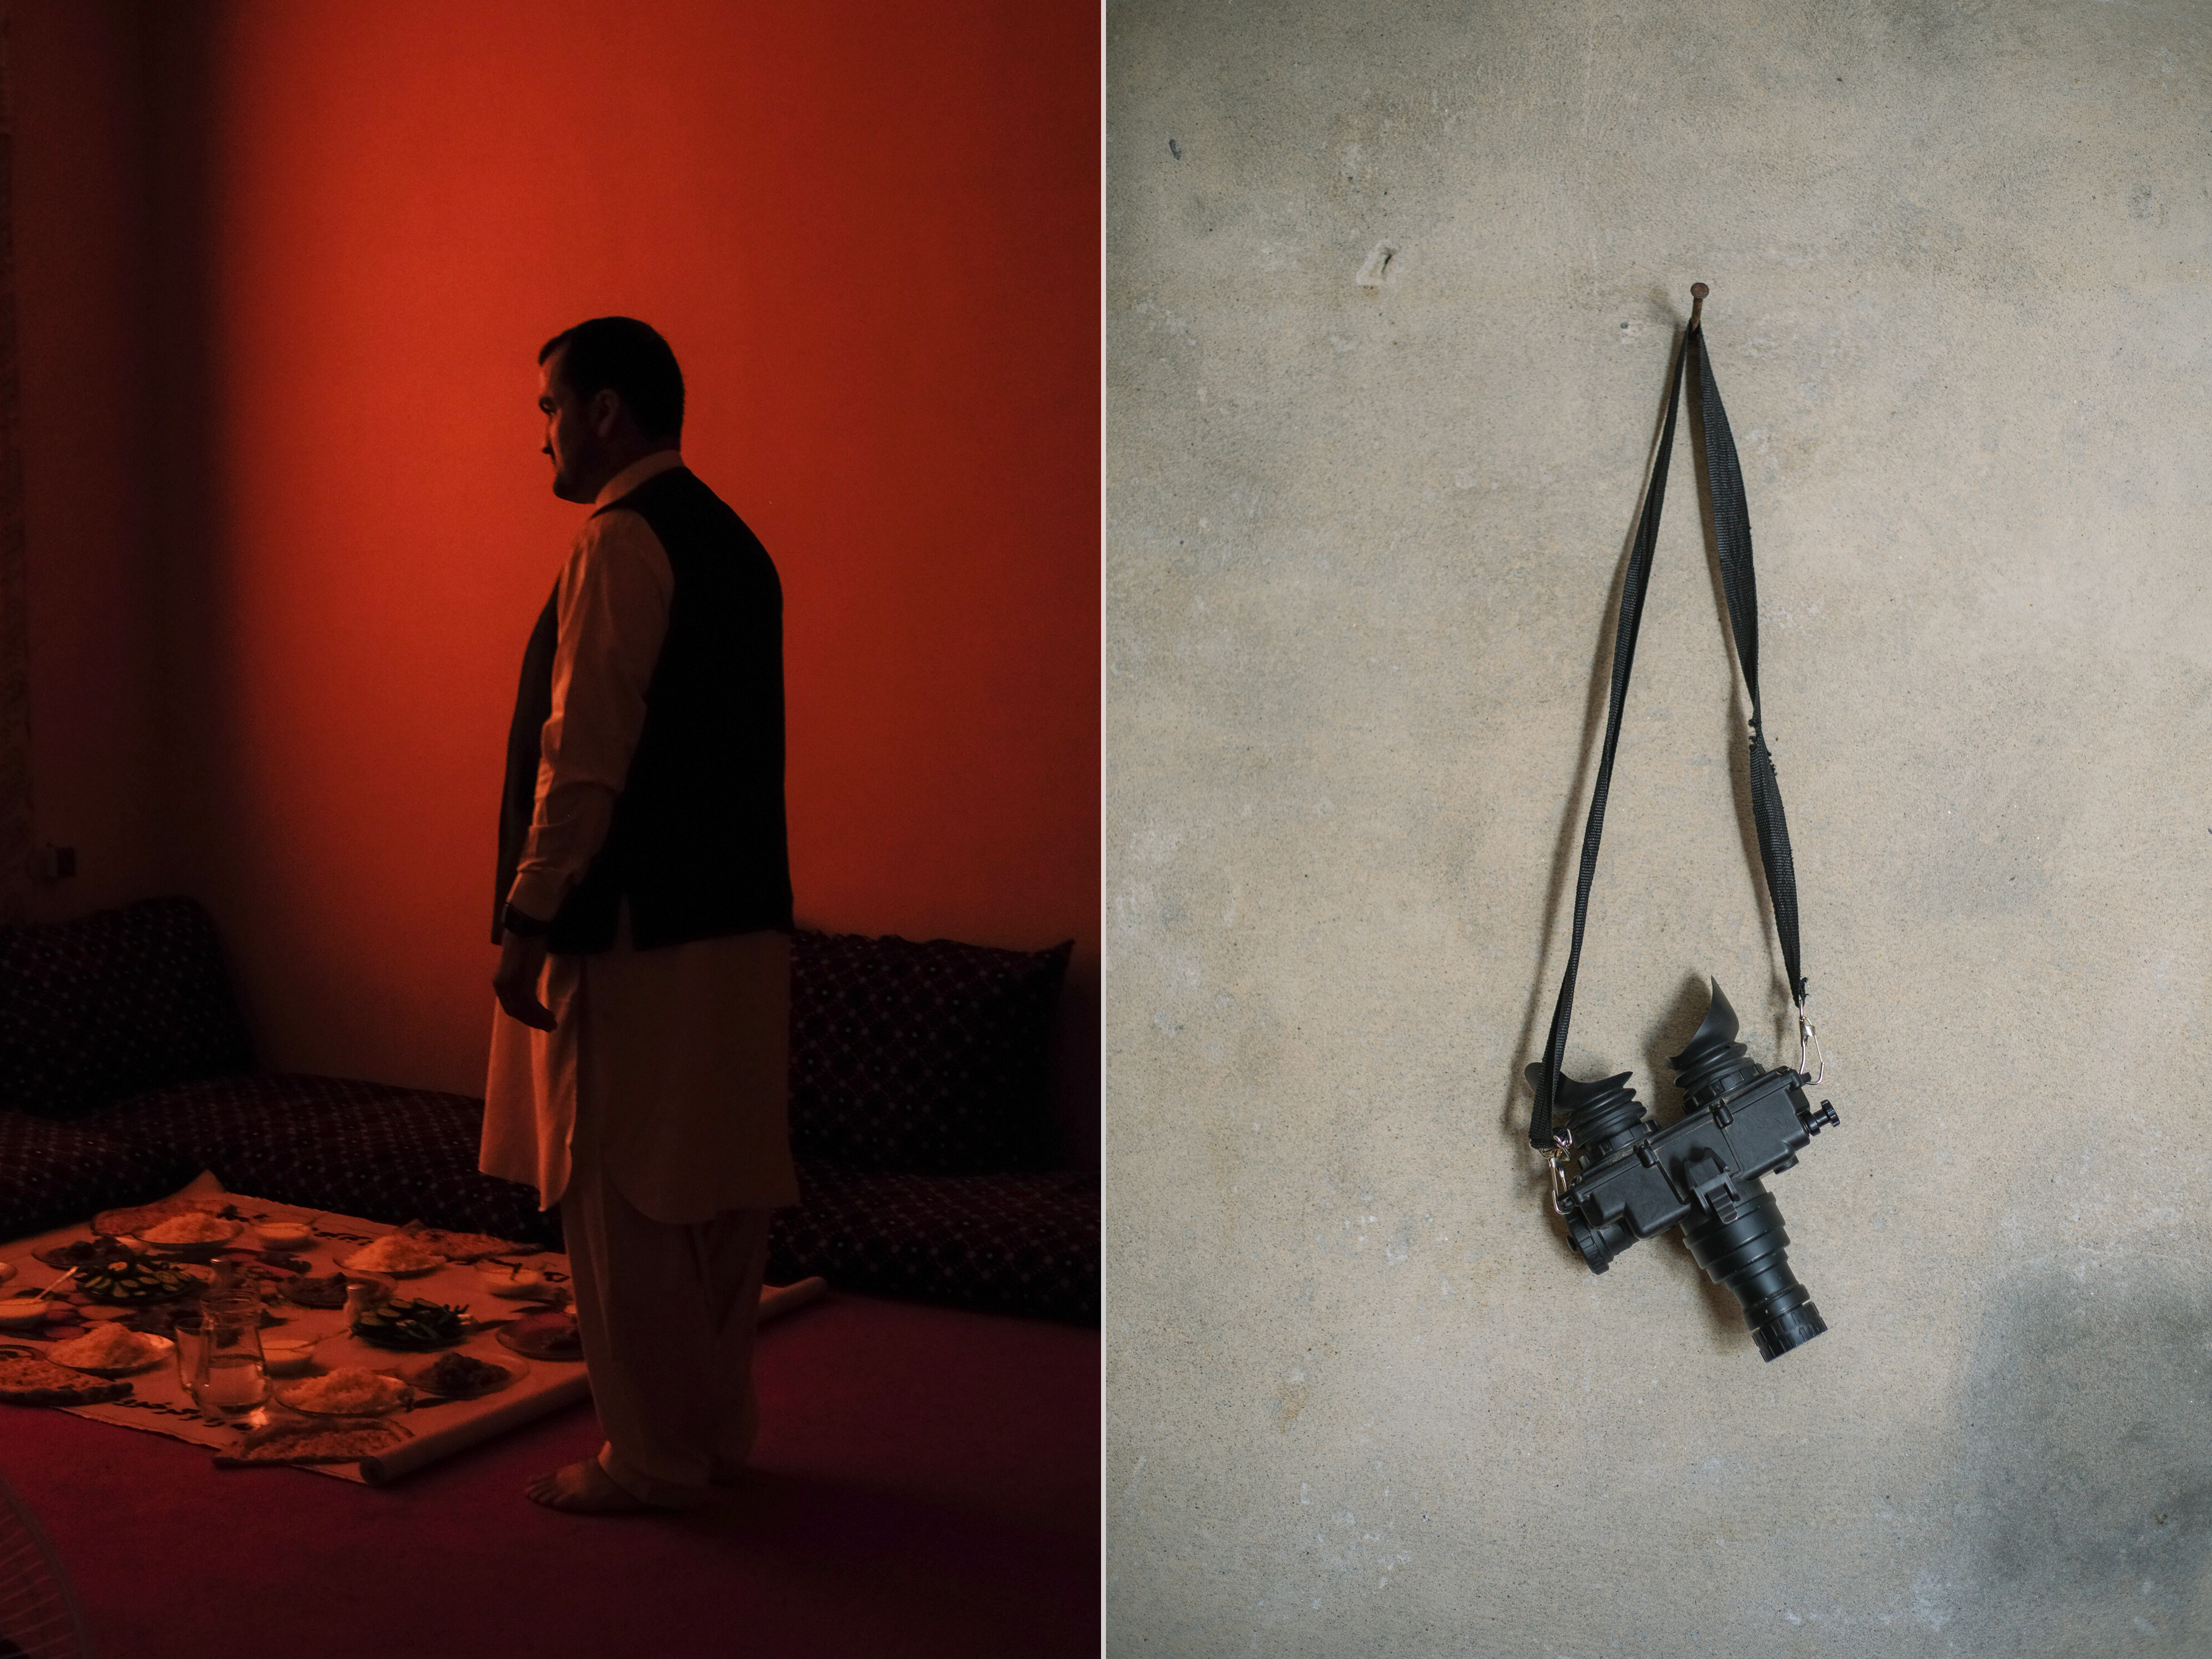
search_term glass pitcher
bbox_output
[186,1293,268,1421]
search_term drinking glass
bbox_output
[170,1308,205,1390]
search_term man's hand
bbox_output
[494,930,558,1030]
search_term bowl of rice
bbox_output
[275,1367,412,1417]
[127,1213,244,1258]
[337,1235,444,1277]
[49,1323,171,1376]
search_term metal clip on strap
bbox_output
[1545,1131,1575,1215]
[1797,1002,1827,1086]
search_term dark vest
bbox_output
[495,465,794,954]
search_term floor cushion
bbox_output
[767,1161,1099,1323]
[87,1072,423,1163]
[88,1073,562,1252]
[790,931,1073,1174]
[0,1109,205,1242]
[0,898,254,1121]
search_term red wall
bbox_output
[106,2,1098,1147]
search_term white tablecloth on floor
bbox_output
[1,1171,823,1485]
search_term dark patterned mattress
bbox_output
[0,900,1097,1324]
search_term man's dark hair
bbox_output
[539,316,685,442]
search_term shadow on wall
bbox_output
[142,1,226,908]
[1945,1252,2212,1654]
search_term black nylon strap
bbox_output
[1528,311,1805,1150]
[1692,327,1806,1011]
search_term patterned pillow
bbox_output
[766,1160,1099,1323]
[790,931,1072,1173]
[91,1071,467,1172]
[0,1109,205,1242]
[221,1089,562,1253]
[0,898,254,1120]
[90,1074,563,1254]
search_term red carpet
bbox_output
[2,1292,1100,1658]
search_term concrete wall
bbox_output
[1106,3,2211,1653]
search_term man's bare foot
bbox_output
[525,1458,655,1515]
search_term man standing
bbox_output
[481,316,797,1515]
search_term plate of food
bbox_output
[394,1350,522,1400]
[74,1258,199,1306]
[284,1270,356,1309]
[475,1263,566,1302]
[336,1234,445,1277]
[496,1309,583,1361]
[217,1247,311,1273]
[47,1323,172,1378]
[274,1367,414,1418]
[32,1238,135,1271]
[125,1213,245,1258]
[350,1297,468,1351]
[214,1253,313,1296]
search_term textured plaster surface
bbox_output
[1104,3,2212,1654]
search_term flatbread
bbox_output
[0,1348,135,1406]
[395,1222,523,1263]
[215,1416,410,1467]
[93,1197,238,1238]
